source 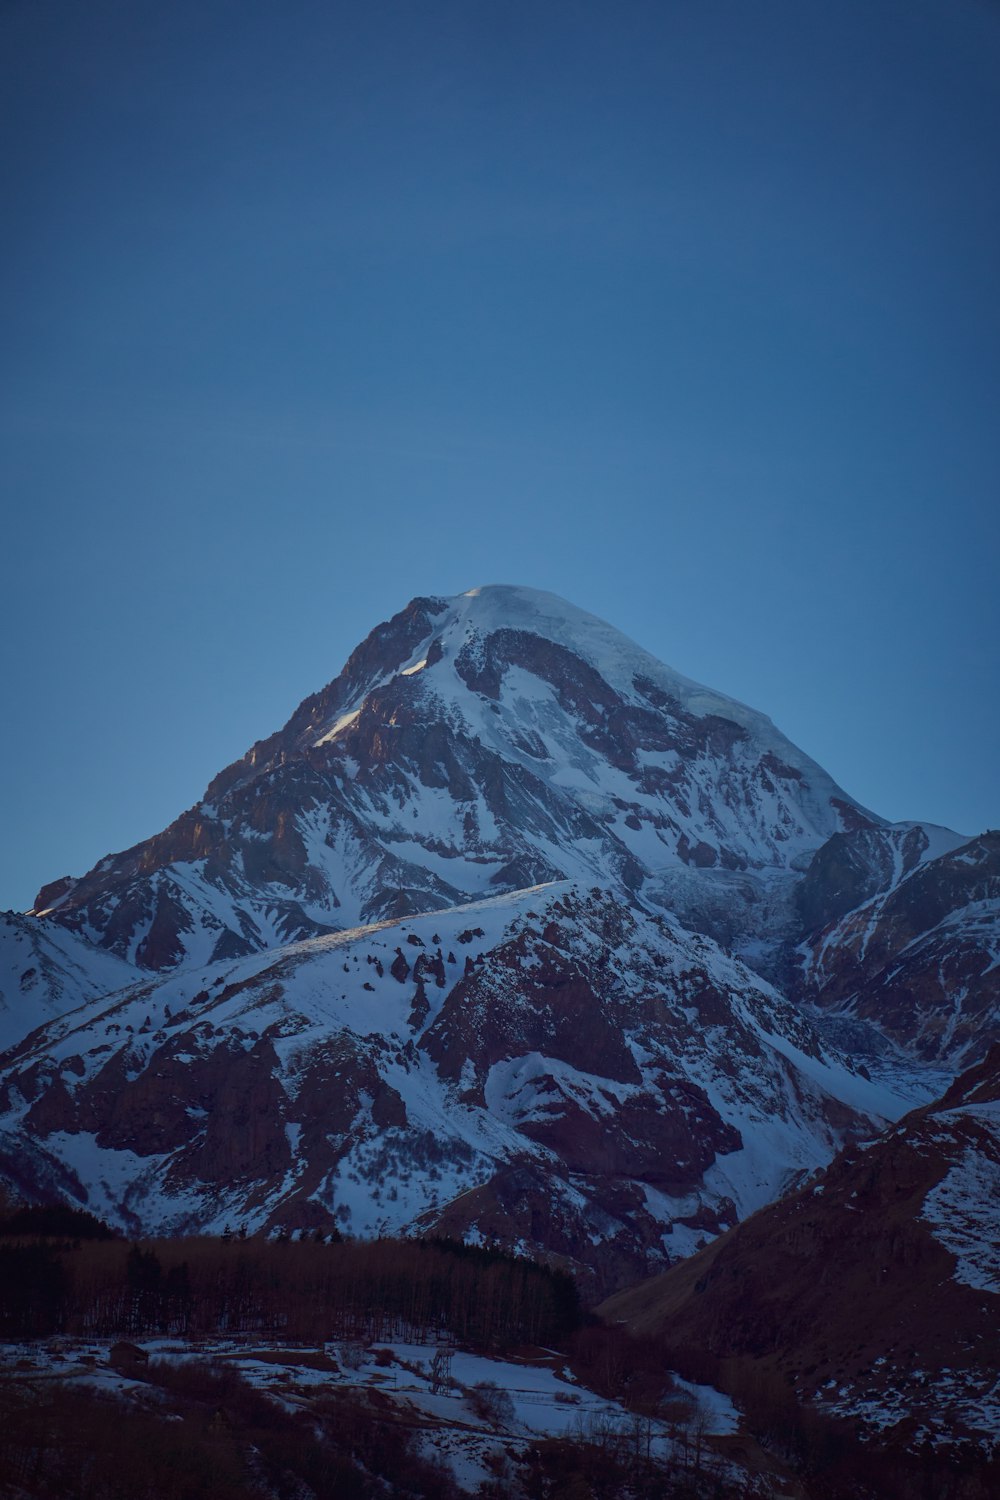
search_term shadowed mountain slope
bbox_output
[601,1047,1000,1455]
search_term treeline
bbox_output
[0,1204,116,1241]
[0,1227,580,1350]
[516,1432,764,1500]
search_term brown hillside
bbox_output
[600,1047,1000,1460]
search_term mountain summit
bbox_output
[33,585,871,975]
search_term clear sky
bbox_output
[2,0,998,912]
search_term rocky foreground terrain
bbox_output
[602,1046,1000,1464]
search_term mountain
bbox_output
[600,1046,1000,1466]
[31,586,872,975]
[2,585,996,1292]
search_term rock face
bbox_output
[796,828,1000,1066]
[1,584,997,1292]
[600,1047,1000,1458]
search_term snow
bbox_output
[668,1376,740,1435]
[39,1132,163,1227]
[306,582,874,891]
[819,1357,1000,1455]
[921,1104,1000,1292]
[447,587,768,729]
[314,709,361,746]
[893,822,969,866]
[0,912,140,1051]
[0,1333,748,1493]
[485,1053,640,1127]
[442,585,870,815]
[8,581,905,1072]
[752,1018,909,1123]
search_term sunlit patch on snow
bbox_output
[314,709,361,746]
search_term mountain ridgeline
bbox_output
[32,586,873,970]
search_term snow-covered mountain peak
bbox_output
[363,582,788,731]
[309,583,868,807]
[26,585,885,974]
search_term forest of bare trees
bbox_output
[0,1210,580,1349]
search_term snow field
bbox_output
[0,1334,742,1495]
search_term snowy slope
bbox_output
[0,912,139,1052]
[0,1334,751,1496]
[0,882,907,1293]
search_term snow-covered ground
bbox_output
[0,1334,744,1494]
[818,1360,1000,1459]
[0,911,139,1051]
[922,1102,1000,1293]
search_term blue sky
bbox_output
[2,0,998,911]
